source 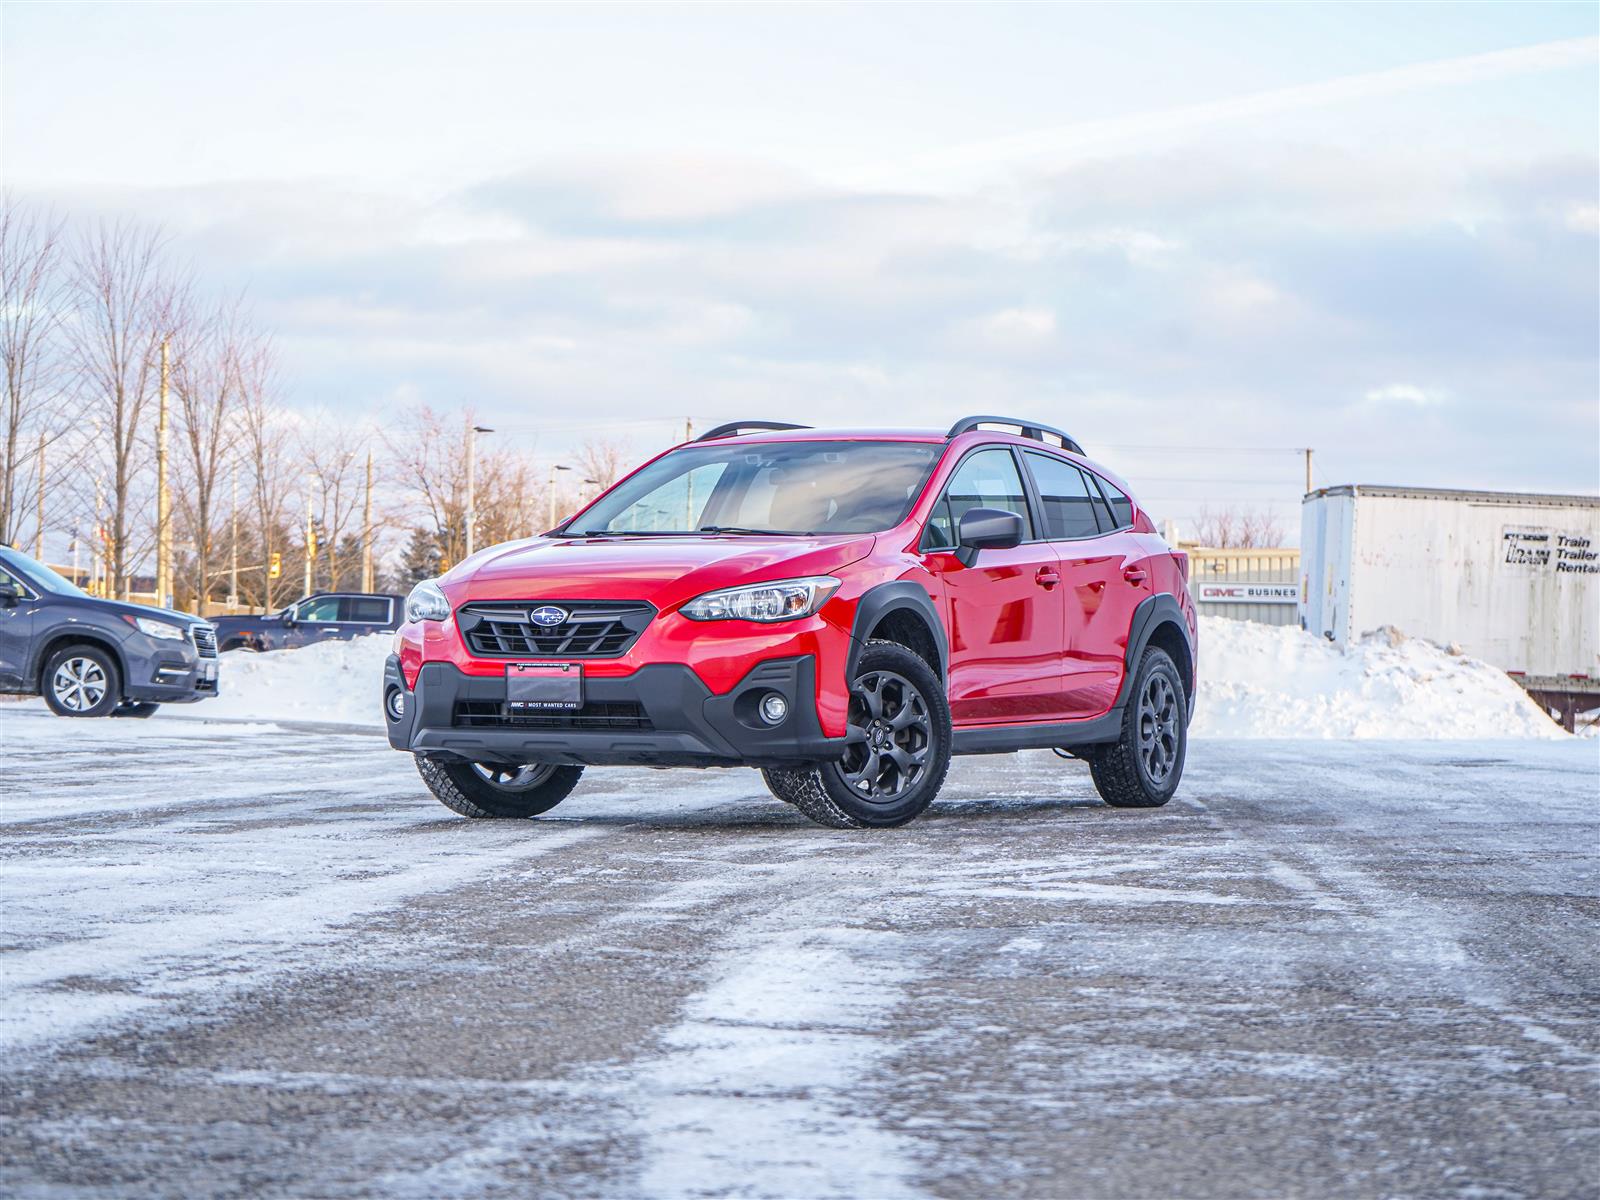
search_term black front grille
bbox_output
[458,601,655,659]
[452,700,653,731]
[191,625,218,658]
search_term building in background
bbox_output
[1300,486,1600,730]
[1182,547,1301,627]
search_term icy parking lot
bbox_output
[1,704,1596,1199]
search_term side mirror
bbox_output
[282,609,296,627]
[0,582,18,608]
[956,507,1025,566]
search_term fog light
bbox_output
[759,692,788,726]
[385,688,406,721]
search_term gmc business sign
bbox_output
[1196,583,1298,605]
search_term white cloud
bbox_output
[1364,383,1450,407]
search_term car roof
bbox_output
[703,427,944,444]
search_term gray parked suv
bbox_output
[0,545,219,718]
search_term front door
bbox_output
[0,564,38,690]
[291,595,344,646]
[922,447,1071,724]
[1022,450,1141,717]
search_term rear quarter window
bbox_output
[1095,477,1135,530]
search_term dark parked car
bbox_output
[0,545,219,718]
[211,592,402,652]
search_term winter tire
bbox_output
[1089,646,1187,808]
[42,643,122,718]
[415,754,584,818]
[762,639,952,829]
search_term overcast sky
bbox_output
[5,1,1597,530]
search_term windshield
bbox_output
[0,547,89,597]
[567,440,942,536]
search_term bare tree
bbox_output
[385,405,548,569]
[0,198,67,548]
[577,436,631,492]
[1193,504,1285,549]
[171,294,247,611]
[383,405,468,568]
[67,220,181,597]
[301,414,368,590]
[237,336,298,609]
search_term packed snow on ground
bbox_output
[1193,617,1564,739]
[203,634,394,727]
[175,618,1568,740]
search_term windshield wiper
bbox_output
[699,525,797,535]
[558,529,686,538]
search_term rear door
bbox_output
[340,595,395,635]
[922,447,1071,724]
[1023,451,1147,718]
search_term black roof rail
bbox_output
[947,415,1084,456]
[694,421,811,442]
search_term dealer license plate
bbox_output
[506,662,583,710]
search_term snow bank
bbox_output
[1193,617,1564,739]
[204,635,393,727]
[190,619,1565,740]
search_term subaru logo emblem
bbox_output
[528,605,568,627]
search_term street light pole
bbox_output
[548,464,572,529]
[465,425,494,558]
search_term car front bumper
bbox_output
[124,644,220,703]
[383,653,844,768]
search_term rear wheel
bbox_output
[415,755,584,818]
[1088,646,1187,808]
[762,640,951,829]
[41,644,122,718]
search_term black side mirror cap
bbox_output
[956,507,1025,566]
[0,583,17,607]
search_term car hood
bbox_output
[210,613,269,635]
[75,597,209,629]
[443,533,877,611]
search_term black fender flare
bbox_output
[29,627,129,695]
[1118,592,1195,714]
[846,581,948,680]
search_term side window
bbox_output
[341,596,391,623]
[922,448,1034,550]
[1025,452,1107,540]
[0,563,29,594]
[1095,477,1135,530]
[297,596,342,623]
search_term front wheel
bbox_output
[1088,646,1188,808]
[415,755,584,818]
[763,639,952,829]
[41,644,122,718]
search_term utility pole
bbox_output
[683,419,695,530]
[465,425,492,556]
[1303,448,1314,495]
[548,463,571,529]
[362,448,374,591]
[156,339,172,608]
[33,432,44,559]
[230,465,239,608]
[304,493,314,596]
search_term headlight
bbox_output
[405,578,452,623]
[681,576,840,623]
[132,616,185,641]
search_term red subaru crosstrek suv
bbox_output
[385,416,1196,828]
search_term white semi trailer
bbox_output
[1300,485,1599,730]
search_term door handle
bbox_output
[1035,568,1061,589]
[1123,566,1148,585]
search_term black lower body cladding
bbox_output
[384,654,845,768]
